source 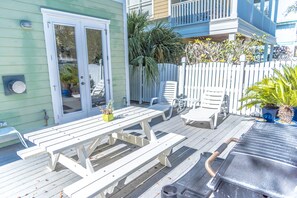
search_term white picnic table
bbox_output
[23,106,165,178]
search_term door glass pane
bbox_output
[55,25,82,114]
[86,29,106,108]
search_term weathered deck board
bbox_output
[0,109,254,198]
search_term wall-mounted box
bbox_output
[2,75,27,95]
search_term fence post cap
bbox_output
[240,54,246,62]
[181,57,186,63]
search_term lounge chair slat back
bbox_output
[200,87,225,110]
[159,81,177,105]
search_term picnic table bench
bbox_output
[64,132,186,198]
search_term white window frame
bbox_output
[128,0,154,18]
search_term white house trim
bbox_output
[123,0,130,106]
[168,0,171,16]
[105,25,113,102]
[41,8,110,24]
[42,11,60,123]
[230,0,238,18]
[151,0,154,18]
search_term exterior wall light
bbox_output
[20,20,32,29]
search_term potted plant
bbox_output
[273,65,297,122]
[239,78,278,122]
[59,64,79,96]
[270,79,297,124]
[100,100,114,122]
[240,65,297,124]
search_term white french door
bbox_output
[42,9,112,124]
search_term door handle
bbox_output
[81,82,85,85]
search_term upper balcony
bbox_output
[170,0,277,42]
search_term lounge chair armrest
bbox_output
[191,100,201,109]
[171,98,178,106]
[150,97,158,106]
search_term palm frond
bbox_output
[128,12,184,83]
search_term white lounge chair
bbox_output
[0,126,28,148]
[149,81,178,120]
[91,80,105,97]
[181,87,226,129]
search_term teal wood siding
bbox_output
[0,0,126,145]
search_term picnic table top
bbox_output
[24,106,165,154]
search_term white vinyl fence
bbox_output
[129,63,178,103]
[130,60,297,116]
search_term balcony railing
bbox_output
[171,0,276,36]
[171,0,232,27]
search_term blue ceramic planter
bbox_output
[293,107,297,122]
[62,89,71,97]
[262,107,278,123]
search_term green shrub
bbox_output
[185,34,266,64]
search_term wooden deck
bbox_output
[0,109,254,198]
